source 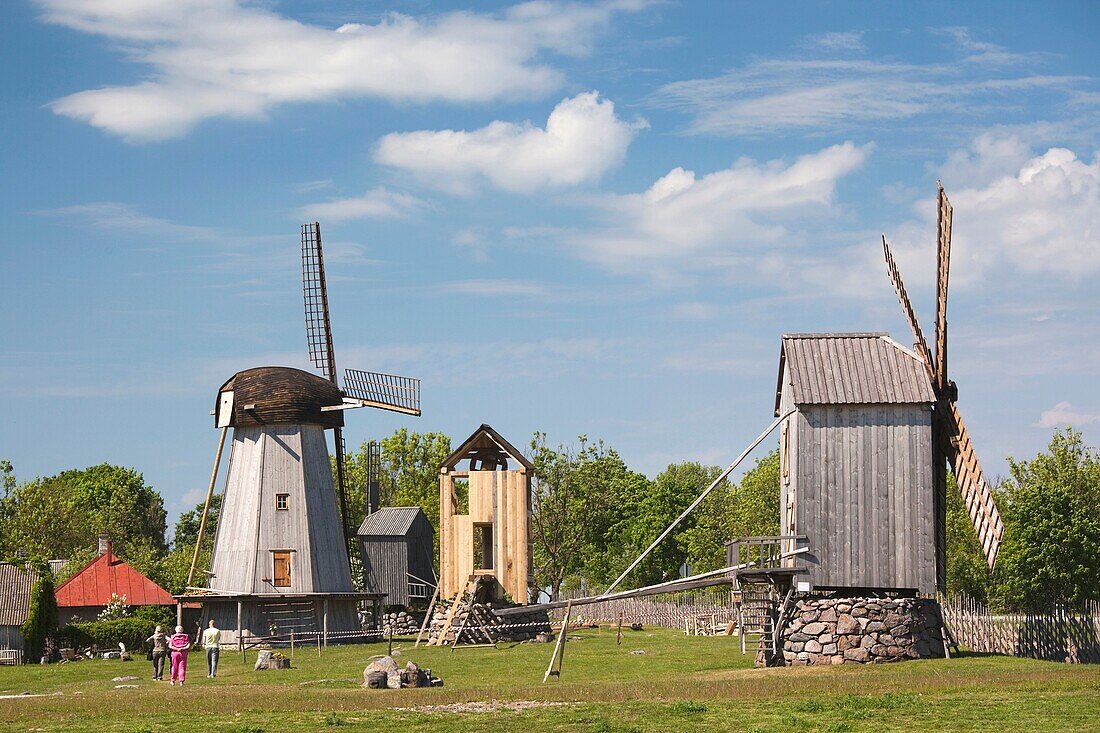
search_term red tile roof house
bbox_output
[54,535,176,622]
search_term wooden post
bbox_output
[543,600,572,683]
[290,630,295,659]
[236,600,243,655]
[322,598,329,648]
[187,427,228,588]
[415,584,440,649]
[176,602,182,627]
[317,629,321,657]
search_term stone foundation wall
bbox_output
[426,600,550,644]
[780,597,946,665]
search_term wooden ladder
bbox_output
[432,575,480,647]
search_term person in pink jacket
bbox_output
[168,625,192,685]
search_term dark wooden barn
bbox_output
[775,333,937,595]
[357,507,436,608]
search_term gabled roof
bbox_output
[54,550,175,608]
[440,423,535,472]
[0,561,68,626]
[357,506,429,537]
[775,333,935,415]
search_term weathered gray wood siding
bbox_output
[360,538,409,607]
[406,514,436,592]
[200,598,358,645]
[792,403,935,593]
[210,424,353,595]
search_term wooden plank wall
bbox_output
[360,537,408,607]
[438,469,530,602]
[209,425,353,596]
[793,404,935,593]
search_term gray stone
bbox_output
[788,632,810,643]
[802,622,827,636]
[870,644,887,657]
[363,655,401,689]
[836,603,852,614]
[836,614,859,635]
[851,606,868,618]
[856,616,870,630]
[878,633,895,646]
[789,642,805,653]
[822,643,837,655]
[859,635,876,649]
[819,633,835,644]
[890,624,910,637]
[865,621,885,633]
[819,608,837,623]
[843,648,869,662]
[805,640,822,653]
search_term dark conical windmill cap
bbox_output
[215,366,344,429]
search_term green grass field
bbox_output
[2,628,1099,732]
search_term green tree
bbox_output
[944,471,993,602]
[727,450,780,540]
[672,463,733,574]
[529,435,587,601]
[344,429,452,559]
[21,562,58,662]
[993,429,1100,610]
[172,494,221,549]
[1,464,166,561]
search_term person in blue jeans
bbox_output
[202,619,221,678]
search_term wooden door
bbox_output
[273,551,292,587]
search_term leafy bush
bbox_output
[58,617,160,650]
[132,604,174,627]
[21,563,58,661]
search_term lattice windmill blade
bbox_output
[301,221,337,383]
[882,235,935,379]
[343,368,421,416]
[943,401,1005,568]
[934,184,953,393]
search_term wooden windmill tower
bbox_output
[882,184,1005,584]
[771,185,1004,597]
[183,223,421,643]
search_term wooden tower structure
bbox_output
[770,184,1005,597]
[438,425,533,604]
[775,333,937,594]
[181,222,422,643]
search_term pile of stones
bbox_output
[362,655,442,689]
[379,610,423,636]
[425,600,551,645]
[778,596,946,666]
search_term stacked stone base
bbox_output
[380,610,424,635]
[778,596,946,666]
[425,599,550,644]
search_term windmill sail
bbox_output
[344,368,421,416]
[882,187,1004,573]
[301,222,337,382]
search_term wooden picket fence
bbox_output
[551,587,737,631]
[941,595,1100,664]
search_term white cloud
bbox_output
[803,31,865,53]
[1036,401,1100,428]
[37,0,646,142]
[375,92,645,193]
[298,187,427,222]
[569,141,872,280]
[651,28,1093,136]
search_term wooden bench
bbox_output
[0,649,22,665]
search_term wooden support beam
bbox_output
[187,427,228,589]
[543,600,572,683]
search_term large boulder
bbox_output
[363,655,401,689]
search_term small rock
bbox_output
[629,649,647,655]
[113,684,139,689]
[111,676,138,682]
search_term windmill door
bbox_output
[273,551,292,588]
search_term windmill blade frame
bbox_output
[934,184,952,393]
[301,221,337,382]
[944,401,1005,567]
[882,235,934,379]
[343,368,422,416]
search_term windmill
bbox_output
[300,221,422,573]
[180,223,421,644]
[882,184,1004,580]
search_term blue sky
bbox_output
[1,0,1098,531]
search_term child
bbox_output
[168,625,192,685]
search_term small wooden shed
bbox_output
[439,424,533,604]
[775,333,937,595]
[357,507,435,608]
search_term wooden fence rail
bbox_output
[551,588,737,631]
[940,595,1100,664]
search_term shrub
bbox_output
[132,604,174,627]
[58,617,160,650]
[21,563,58,662]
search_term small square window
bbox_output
[276,494,289,511]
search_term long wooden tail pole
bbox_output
[187,426,228,589]
[543,600,572,683]
[603,409,796,595]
